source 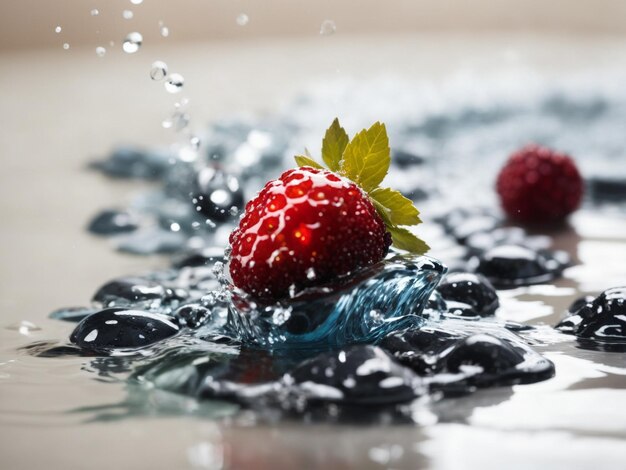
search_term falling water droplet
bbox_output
[123,10,134,20]
[55,26,62,33]
[96,46,106,57]
[236,14,249,26]
[122,32,143,54]
[165,73,184,93]
[160,25,170,37]
[63,43,70,50]
[130,0,143,5]
[91,9,99,16]
[190,135,201,150]
[174,97,189,109]
[150,60,168,80]
[320,20,336,36]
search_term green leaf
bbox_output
[387,226,430,254]
[369,187,421,226]
[371,198,393,227]
[321,118,349,172]
[294,155,324,170]
[340,122,390,192]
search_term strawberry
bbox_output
[228,119,429,300]
[496,144,583,224]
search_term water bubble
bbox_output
[63,43,70,50]
[160,25,170,37]
[91,9,99,16]
[320,20,336,36]
[122,32,143,54]
[236,14,249,26]
[150,60,168,80]
[130,0,143,4]
[55,26,62,33]
[165,73,184,93]
[229,206,239,216]
[96,46,106,57]
[123,10,134,20]
[170,222,181,232]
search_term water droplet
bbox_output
[122,32,143,54]
[170,222,181,232]
[7,320,41,336]
[123,10,134,20]
[320,20,336,36]
[96,46,106,57]
[178,146,197,163]
[229,206,239,216]
[160,25,170,37]
[174,97,189,109]
[91,9,99,16]
[150,60,168,80]
[130,0,143,4]
[236,14,249,26]
[63,43,70,50]
[165,73,184,93]
[190,135,201,149]
[55,26,62,33]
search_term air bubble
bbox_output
[96,46,106,57]
[160,26,170,37]
[63,43,70,50]
[122,32,143,54]
[130,0,143,4]
[236,14,249,26]
[55,26,62,33]
[91,9,99,16]
[165,73,184,93]
[320,20,336,36]
[150,60,168,80]
[123,10,134,20]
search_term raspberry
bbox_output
[496,144,583,223]
[228,167,392,300]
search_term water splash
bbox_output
[226,254,446,349]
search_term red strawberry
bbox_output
[496,144,583,223]
[229,167,391,300]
